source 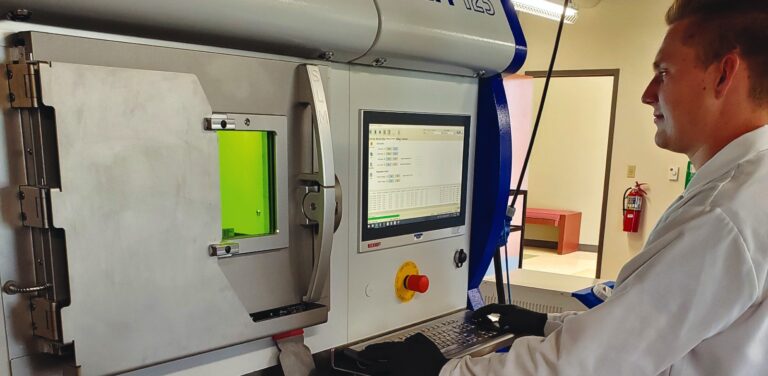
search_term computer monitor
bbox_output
[360,111,471,251]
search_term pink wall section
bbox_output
[503,74,533,266]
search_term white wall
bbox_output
[514,0,688,278]
[526,76,613,246]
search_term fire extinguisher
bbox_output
[623,182,647,233]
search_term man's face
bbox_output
[642,21,716,154]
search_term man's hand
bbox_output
[471,304,548,337]
[359,333,448,376]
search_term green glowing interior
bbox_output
[218,131,276,240]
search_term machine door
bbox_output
[3,55,337,375]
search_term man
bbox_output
[360,0,768,374]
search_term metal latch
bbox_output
[300,185,322,226]
[19,185,49,228]
[6,61,39,108]
[209,242,240,258]
[204,114,236,130]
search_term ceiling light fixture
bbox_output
[511,0,578,24]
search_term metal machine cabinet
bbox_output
[0,0,528,373]
[1,33,341,375]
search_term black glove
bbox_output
[359,333,448,376]
[471,304,548,337]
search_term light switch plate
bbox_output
[668,166,680,181]
[627,165,637,178]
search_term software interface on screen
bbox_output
[367,123,465,230]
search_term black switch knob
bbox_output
[454,249,467,268]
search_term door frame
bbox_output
[522,69,620,279]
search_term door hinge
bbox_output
[6,61,40,108]
[31,297,61,341]
[19,185,50,228]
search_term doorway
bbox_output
[518,70,619,279]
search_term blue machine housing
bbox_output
[468,76,512,291]
[501,0,529,74]
[467,2,527,292]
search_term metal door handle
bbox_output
[299,64,335,187]
[3,280,51,295]
[334,174,343,232]
[299,64,338,303]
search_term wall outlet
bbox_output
[627,165,636,178]
[668,166,679,181]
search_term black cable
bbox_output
[493,247,506,304]
[505,0,570,304]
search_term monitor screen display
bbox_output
[361,111,470,242]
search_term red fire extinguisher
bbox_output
[623,182,647,233]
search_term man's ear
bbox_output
[714,52,741,99]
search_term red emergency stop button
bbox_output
[404,275,430,293]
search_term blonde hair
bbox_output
[666,0,768,103]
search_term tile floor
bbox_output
[520,246,598,278]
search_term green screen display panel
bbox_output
[218,131,276,239]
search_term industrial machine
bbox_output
[0,1,526,374]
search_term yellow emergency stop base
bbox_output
[395,261,419,302]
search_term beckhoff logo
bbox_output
[428,0,496,16]
[367,242,382,249]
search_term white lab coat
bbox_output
[441,125,768,376]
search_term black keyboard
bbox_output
[348,310,514,359]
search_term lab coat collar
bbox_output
[683,125,768,197]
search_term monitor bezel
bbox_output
[360,111,471,242]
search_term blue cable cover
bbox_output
[467,75,512,291]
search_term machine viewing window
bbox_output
[218,131,277,239]
[361,111,470,242]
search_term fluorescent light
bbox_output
[511,0,578,24]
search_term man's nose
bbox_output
[641,79,658,105]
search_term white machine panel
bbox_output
[0,0,379,62]
[356,0,519,76]
[347,66,477,341]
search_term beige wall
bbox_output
[527,76,613,246]
[512,0,688,278]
